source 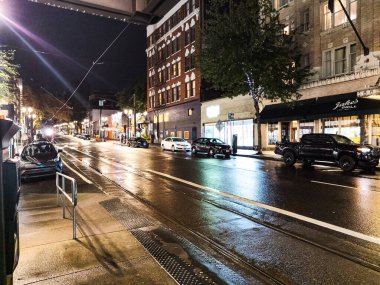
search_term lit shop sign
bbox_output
[357,88,380,100]
[333,98,358,112]
[206,105,220,118]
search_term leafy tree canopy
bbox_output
[201,0,310,152]
[116,76,146,113]
[0,50,19,103]
[201,0,309,102]
[22,85,72,127]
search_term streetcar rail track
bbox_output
[60,144,380,279]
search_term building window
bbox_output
[302,9,310,32]
[349,44,356,72]
[166,89,170,104]
[172,85,181,102]
[191,80,196,97]
[185,29,191,46]
[323,0,357,30]
[184,131,190,139]
[185,54,195,72]
[268,123,278,145]
[188,108,193,116]
[185,80,196,98]
[334,47,346,75]
[323,51,332,77]
[190,26,196,43]
[172,64,177,77]
[322,44,356,78]
[186,82,191,98]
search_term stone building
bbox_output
[261,0,380,148]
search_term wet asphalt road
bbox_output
[55,135,380,238]
[44,135,380,284]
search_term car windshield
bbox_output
[22,143,57,158]
[330,134,355,144]
[172,138,185,142]
[209,138,225,145]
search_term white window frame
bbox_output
[322,43,356,78]
[323,0,357,31]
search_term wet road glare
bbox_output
[52,135,380,284]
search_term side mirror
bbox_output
[57,149,63,153]
[14,153,19,156]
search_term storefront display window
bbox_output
[322,118,339,135]
[372,115,380,146]
[204,119,253,147]
[340,116,360,144]
[268,123,278,145]
[299,120,314,139]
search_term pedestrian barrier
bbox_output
[56,172,77,239]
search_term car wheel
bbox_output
[171,145,176,152]
[208,148,215,158]
[191,147,197,155]
[225,155,230,159]
[339,155,356,172]
[283,151,296,166]
[127,142,131,147]
[161,144,165,151]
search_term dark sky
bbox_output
[1,0,147,96]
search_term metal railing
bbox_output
[56,172,77,239]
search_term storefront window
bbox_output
[268,123,278,145]
[340,116,360,143]
[204,119,253,147]
[372,115,380,146]
[299,120,314,140]
[322,118,339,134]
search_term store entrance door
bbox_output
[281,122,290,142]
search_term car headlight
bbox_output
[357,147,371,153]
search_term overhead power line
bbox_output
[49,20,133,120]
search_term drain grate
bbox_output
[132,229,211,285]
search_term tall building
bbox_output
[146,0,201,142]
[260,0,380,148]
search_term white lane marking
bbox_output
[146,169,380,245]
[61,159,93,184]
[311,180,356,189]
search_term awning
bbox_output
[260,99,314,123]
[305,92,380,119]
[260,93,380,123]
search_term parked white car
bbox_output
[161,137,191,152]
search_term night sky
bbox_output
[1,0,147,97]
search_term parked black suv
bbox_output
[275,133,380,171]
[127,137,149,148]
[191,138,231,158]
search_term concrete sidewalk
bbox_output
[13,181,176,285]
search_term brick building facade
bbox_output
[146,0,202,143]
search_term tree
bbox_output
[0,49,19,105]
[201,0,310,153]
[22,85,72,127]
[116,76,146,112]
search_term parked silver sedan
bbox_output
[18,141,63,179]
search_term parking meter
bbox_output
[0,119,21,285]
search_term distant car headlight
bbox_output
[45,128,54,136]
[357,147,371,153]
